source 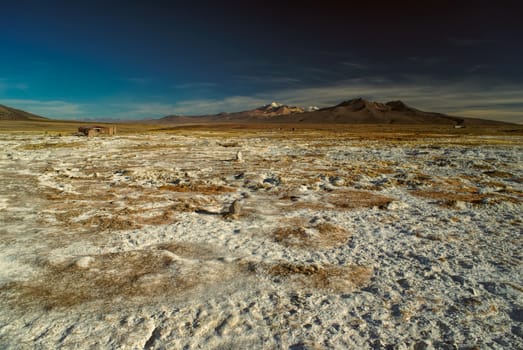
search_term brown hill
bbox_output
[0,105,48,121]
[159,98,512,126]
[288,98,467,125]
[160,102,304,123]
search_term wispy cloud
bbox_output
[2,77,521,123]
[111,96,267,119]
[171,96,266,115]
[0,78,29,92]
[114,102,180,118]
[80,95,265,120]
[103,77,523,122]
[151,77,522,123]
[263,78,523,123]
[341,62,368,70]
[0,99,83,119]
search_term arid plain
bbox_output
[1,122,522,349]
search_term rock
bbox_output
[452,200,468,210]
[225,199,242,219]
[159,250,178,264]
[397,278,410,289]
[263,177,280,186]
[481,281,502,294]
[451,275,466,285]
[509,307,523,322]
[387,201,409,210]
[236,150,243,162]
[413,341,429,350]
[230,200,241,215]
[75,256,95,269]
[330,176,344,186]
[512,325,523,339]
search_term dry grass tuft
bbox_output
[273,222,351,249]
[170,196,220,213]
[140,209,177,226]
[50,197,177,232]
[1,250,192,310]
[442,178,478,193]
[290,201,332,212]
[411,190,488,207]
[327,190,394,210]
[483,170,514,179]
[273,227,310,247]
[411,172,522,207]
[159,183,236,195]
[77,214,142,231]
[1,240,245,311]
[316,223,352,247]
[18,141,84,150]
[287,190,394,212]
[263,262,372,292]
[45,192,116,202]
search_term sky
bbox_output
[1,0,522,123]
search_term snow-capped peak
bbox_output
[270,102,283,108]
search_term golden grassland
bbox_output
[2,119,523,139]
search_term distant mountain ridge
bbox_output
[0,104,48,121]
[159,98,510,126]
[307,97,467,125]
[0,99,515,126]
[253,102,304,117]
[160,101,304,123]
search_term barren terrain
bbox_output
[0,127,522,349]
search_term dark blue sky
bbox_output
[1,0,522,122]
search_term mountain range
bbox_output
[159,98,509,126]
[0,99,515,126]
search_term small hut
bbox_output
[78,125,116,137]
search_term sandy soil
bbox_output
[0,130,522,349]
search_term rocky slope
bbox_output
[0,104,48,121]
[160,102,304,123]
